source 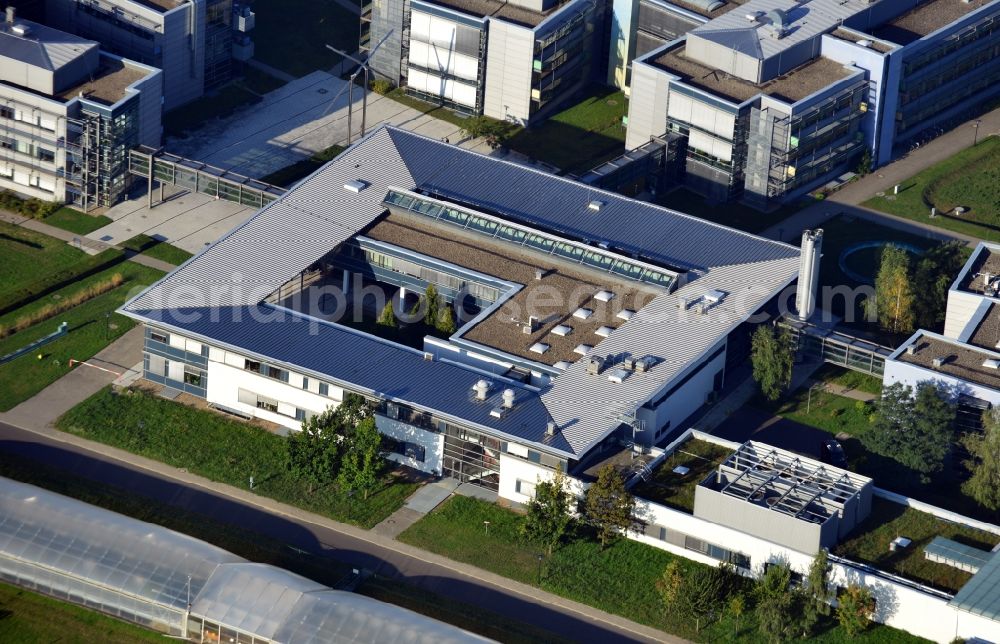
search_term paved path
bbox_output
[373,478,459,539]
[761,105,1000,244]
[0,210,177,272]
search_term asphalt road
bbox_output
[0,420,660,644]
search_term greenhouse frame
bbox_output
[0,477,487,643]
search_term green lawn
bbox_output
[386,88,474,129]
[259,144,346,187]
[0,221,93,308]
[0,581,166,643]
[761,384,997,522]
[813,364,883,395]
[0,260,164,411]
[656,187,808,235]
[42,207,112,235]
[164,82,261,137]
[253,0,359,78]
[632,439,731,512]
[57,386,418,528]
[863,137,1000,241]
[834,498,997,593]
[400,496,926,642]
[506,85,628,175]
[121,234,193,266]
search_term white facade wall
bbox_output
[634,496,1000,643]
[0,85,71,201]
[624,59,670,150]
[206,361,338,430]
[482,20,534,124]
[944,289,989,340]
[636,343,725,445]
[883,355,1000,406]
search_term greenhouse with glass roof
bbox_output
[0,477,487,643]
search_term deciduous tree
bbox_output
[870,245,915,335]
[751,325,794,401]
[521,469,573,555]
[338,416,384,499]
[377,301,396,328]
[837,584,875,637]
[583,464,635,547]
[676,565,726,634]
[870,382,955,484]
[963,408,1000,511]
[800,549,833,636]
[755,564,797,644]
[912,242,967,332]
[286,408,340,494]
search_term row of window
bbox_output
[237,388,308,421]
[383,436,427,463]
[244,359,289,383]
[0,105,57,132]
[360,247,502,303]
[644,522,751,570]
[0,136,55,162]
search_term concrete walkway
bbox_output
[761,106,1000,244]
[373,478,459,539]
[809,379,878,403]
[0,210,178,272]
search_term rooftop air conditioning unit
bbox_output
[932,356,947,369]
[587,356,604,375]
[546,421,558,437]
[588,200,604,212]
[502,388,516,409]
[905,345,916,356]
[11,23,30,37]
[635,356,654,372]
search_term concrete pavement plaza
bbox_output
[167,71,493,179]
[86,185,256,254]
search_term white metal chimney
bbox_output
[502,388,515,409]
[795,229,823,321]
[473,379,490,401]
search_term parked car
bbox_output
[819,439,848,469]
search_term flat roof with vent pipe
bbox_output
[894,330,1000,393]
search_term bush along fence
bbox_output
[0,273,124,340]
[0,190,61,219]
[0,321,67,365]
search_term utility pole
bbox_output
[326,31,392,142]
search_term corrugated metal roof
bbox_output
[696,28,764,58]
[389,128,798,271]
[128,305,571,456]
[690,0,872,61]
[542,256,800,452]
[0,20,97,71]
[122,124,799,458]
[951,548,1000,621]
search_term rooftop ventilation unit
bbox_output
[595,326,613,338]
[11,23,30,37]
[932,356,947,369]
[856,39,872,48]
[502,388,516,409]
[765,8,789,39]
[587,355,604,375]
[704,289,725,304]
[905,345,916,355]
[608,368,630,383]
[588,200,604,212]
[473,379,491,401]
[343,180,368,193]
[553,360,571,370]
[617,309,635,321]
[552,324,572,336]
[984,359,1000,370]
[594,290,614,302]
[423,352,434,361]
[535,268,544,280]
[546,421,558,437]
[635,356,655,372]
[490,407,505,419]
[529,342,550,354]
[573,308,593,320]
[522,316,539,334]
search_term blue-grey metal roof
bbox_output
[130,305,570,456]
[951,548,1000,621]
[0,19,97,71]
[122,125,799,458]
[389,128,798,272]
[925,536,992,573]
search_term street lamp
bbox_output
[974,119,983,146]
[806,381,823,415]
[325,31,393,145]
[483,520,490,536]
[536,554,544,585]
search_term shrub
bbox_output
[0,189,61,219]
[371,78,392,95]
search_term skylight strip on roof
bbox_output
[383,187,678,290]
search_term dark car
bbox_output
[819,439,848,469]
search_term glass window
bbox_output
[244,359,261,373]
[405,442,426,462]
[319,382,330,396]
[266,365,288,382]
[515,479,536,497]
[295,408,306,421]
[256,395,278,413]
[149,331,168,344]
[496,225,527,244]
[527,450,541,464]
[524,234,555,253]
[183,366,202,387]
[302,376,309,390]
